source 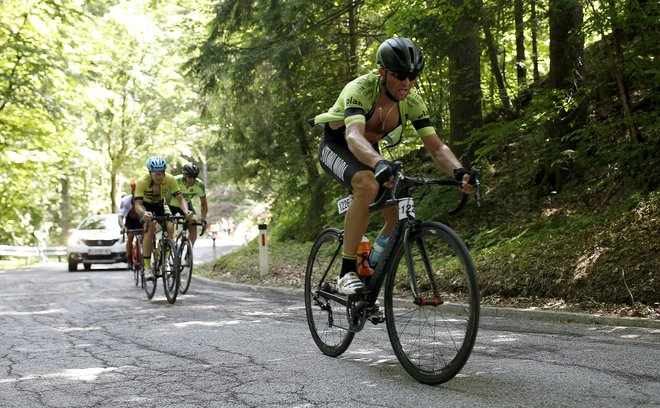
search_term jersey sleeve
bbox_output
[406,92,436,138]
[165,174,181,199]
[118,196,131,217]
[312,74,377,128]
[134,176,147,202]
[197,180,206,198]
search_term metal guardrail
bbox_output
[0,245,67,262]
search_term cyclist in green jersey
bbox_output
[312,37,476,295]
[167,162,208,246]
[134,156,193,280]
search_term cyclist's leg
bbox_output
[125,216,141,266]
[378,205,398,237]
[188,203,198,246]
[318,134,378,276]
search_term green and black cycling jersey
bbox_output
[311,73,436,145]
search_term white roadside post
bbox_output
[258,224,268,277]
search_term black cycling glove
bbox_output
[374,160,397,185]
[454,167,478,185]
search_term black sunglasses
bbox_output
[389,70,419,81]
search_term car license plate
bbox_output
[89,247,111,255]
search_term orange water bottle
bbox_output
[357,236,374,277]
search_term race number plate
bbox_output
[89,247,111,255]
[398,197,415,219]
[337,195,353,214]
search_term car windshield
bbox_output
[79,216,116,231]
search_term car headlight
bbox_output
[68,235,83,246]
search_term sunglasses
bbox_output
[389,70,419,81]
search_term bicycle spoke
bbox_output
[304,228,354,357]
[385,222,479,385]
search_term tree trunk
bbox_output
[515,0,527,88]
[448,0,483,164]
[483,21,515,116]
[531,0,540,81]
[347,0,358,77]
[606,0,641,142]
[543,0,586,190]
[60,177,72,244]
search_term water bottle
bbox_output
[369,235,389,267]
[357,236,374,277]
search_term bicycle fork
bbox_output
[403,226,444,307]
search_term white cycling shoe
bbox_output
[337,272,367,295]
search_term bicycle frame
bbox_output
[315,166,479,330]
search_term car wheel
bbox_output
[68,262,78,272]
[83,263,92,271]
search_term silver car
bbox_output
[67,214,126,272]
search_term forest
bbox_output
[1,0,658,311]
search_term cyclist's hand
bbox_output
[375,160,397,186]
[184,210,194,221]
[454,168,477,195]
[121,226,127,234]
[142,212,153,222]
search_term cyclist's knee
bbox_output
[351,171,379,200]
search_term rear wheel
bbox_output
[178,239,193,294]
[133,239,143,287]
[83,263,92,271]
[161,239,179,304]
[304,228,354,357]
[384,222,479,385]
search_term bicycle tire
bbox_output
[133,239,143,287]
[143,255,157,300]
[304,228,355,357]
[384,221,479,385]
[178,238,193,294]
[161,238,180,304]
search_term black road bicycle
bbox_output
[143,215,183,304]
[305,162,480,385]
[174,219,206,295]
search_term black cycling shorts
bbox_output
[124,215,142,230]
[317,125,377,192]
[168,202,195,216]
[142,200,171,217]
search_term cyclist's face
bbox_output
[150,171,165,183]
[381,68,415,100]
[184,175,196,186]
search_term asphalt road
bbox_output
[1,238,659,407]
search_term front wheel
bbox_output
[178,239,193,294]
[384,222,479,385]
[304,228,354,357]
[161,238,179,304]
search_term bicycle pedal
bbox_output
[368,315,385,325]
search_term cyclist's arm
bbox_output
[345,121,382,168]
[422,134,475,194]
[174,193,193,219]
[133,198,150,220]
[200,196,208,220]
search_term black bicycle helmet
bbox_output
[376,37,424,75]
[182,162,200,178]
